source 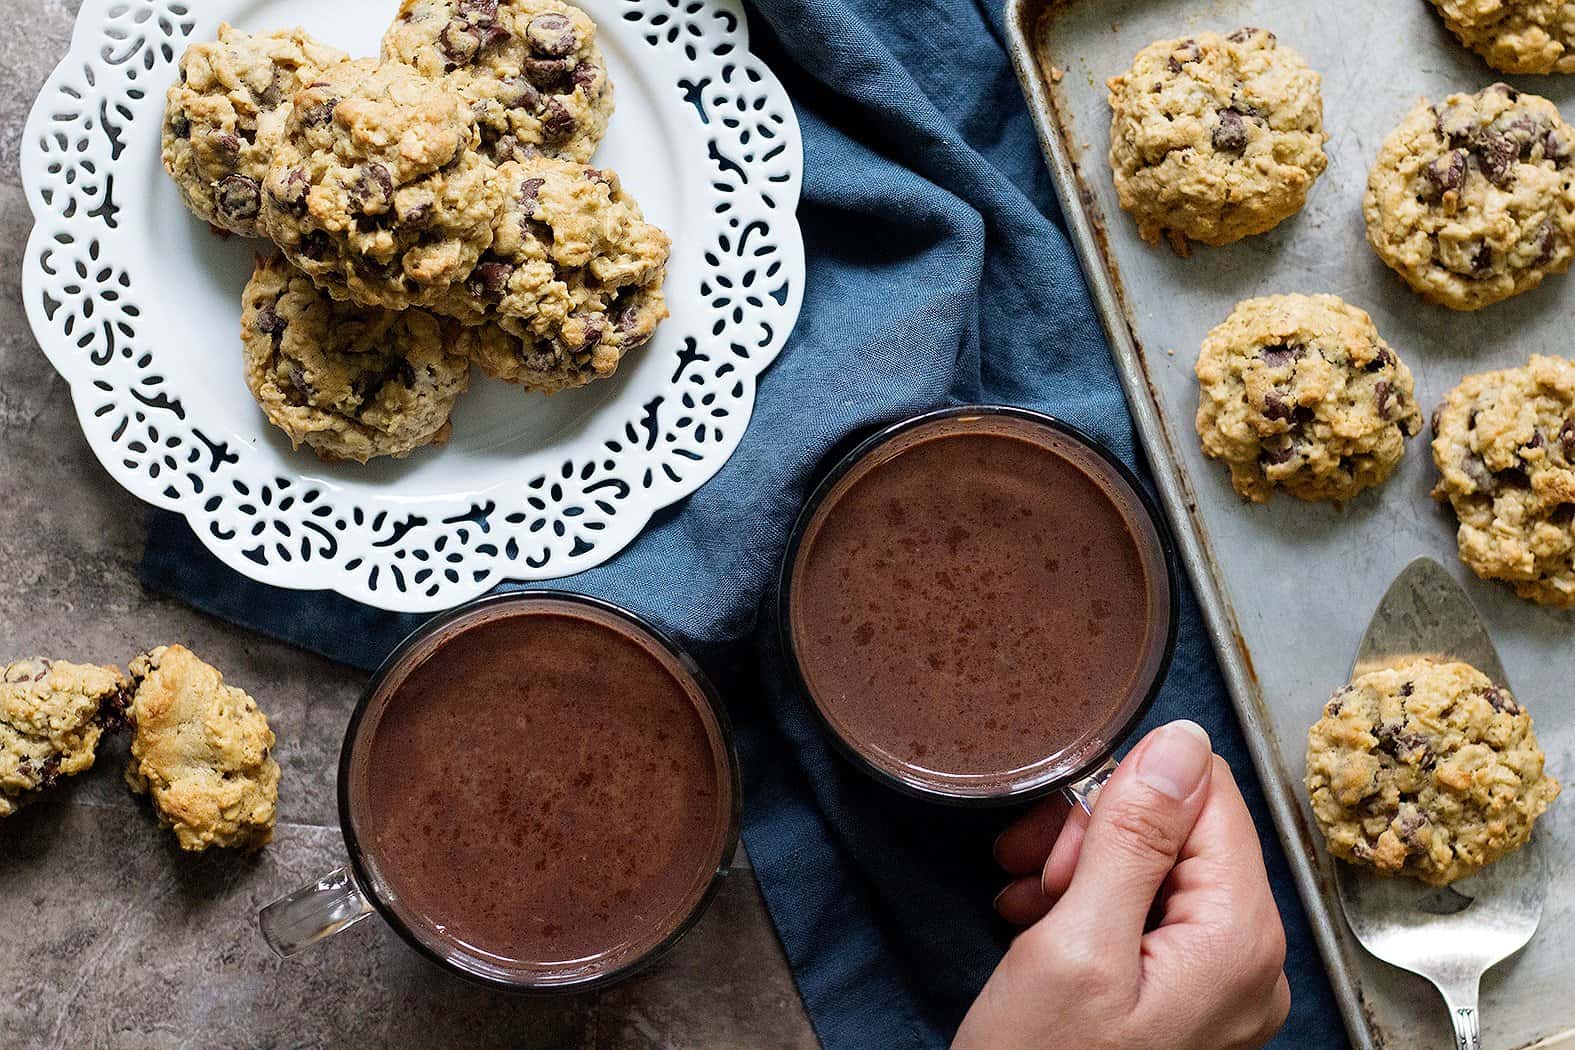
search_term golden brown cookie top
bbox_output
[1305,658,1559,885]
[1,659,129,818]
[1431,354,1575,606]
[125,646,280,852]
[1106,28,1328,251]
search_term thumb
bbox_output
[1053,720,1214,956]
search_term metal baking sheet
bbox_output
[1004,0,1575,1046]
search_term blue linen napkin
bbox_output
[141,0,1348,1045]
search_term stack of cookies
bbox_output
[162,1,672,464]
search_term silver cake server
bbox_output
[1335,557,1548,1050]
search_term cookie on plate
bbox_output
[163,24,349,237]
[432,158,669,372]
[381,0,613,165]
[1428,0,1575,75]
[1306,658,1559,885]
[1,659,129,818]
[260,58,504,310]
[1364,84,1575,311]
[1106,27,1328,253]
[242,255,470,463]
[1194,294,1422,503]
[1431,354,1575,607]
[125,646,280,852]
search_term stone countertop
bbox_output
[0,3,818,1046]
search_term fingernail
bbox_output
[1135,720,1211,800]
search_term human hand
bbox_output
[954,721,1291,1050]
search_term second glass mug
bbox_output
[776,405,1182,815]
[256,591,743,993]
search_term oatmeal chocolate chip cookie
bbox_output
[382,0,613,164]
[1194,294,1422,503]
[125,646,279,852]
[1306,659,1559,885]
[1,660,129,818]
[1106,28,1328,252]
[431,158,668,369]
[163,24,349,237]
[242,255,470,463]
[1431,355,1575,607]
[1364,84,1575,311]
[260,58,504,309]
[1429,0,1575,75]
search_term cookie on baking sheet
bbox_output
[1106,27,1328,252]
[1364,84,1575,311]
[1428,0,1575,75]
[382,0,613,165]
[163,24,349,237]
[1194,294,1422,504]
[1431,354,1575,607]
[1,660,129,818]
[259,58,504,310]
[1305,658,1559,885]
[430,157,669,378]
[125,646,280,852]
[241,255,470,463]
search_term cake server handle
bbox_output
[259,865,376,958]
[1062,754,1120,816]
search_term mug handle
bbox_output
[1061,754,1119,816]
[259,866,377,957]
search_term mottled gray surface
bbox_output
[0,2,817,1046]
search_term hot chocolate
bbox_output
[784,410,1174,802]
[344,596,738,988]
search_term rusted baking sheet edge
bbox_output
[1001,0,1373,1046]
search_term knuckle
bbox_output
[1100,797,1187,863]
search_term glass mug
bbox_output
[259,591,743,993]
[777,405,1180,813]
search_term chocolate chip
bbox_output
[216,175,260,220]
[1258,343,1299,367]
[1482,686,1521,714]
[1430,403,1445,436]
[1394,810,1430,848]
[571,62,599,92]
[209,129,241,156]
[1259,442,1297,466]
[272,167,311,218]
[170,113,191,140]
[1491,82,1520,101]
[1325,698,1343,715]
[1534,222,1560,266]
[522,56,574,85]
[1525,429,1546,452]
[254,302,287,336]
[540,98,577,140]
[1376,723,1430,765]
[301,98,339,127]
[1227,26,1271,43]
[1561,418,1575,459]
[1375,380,1393,418]
[1399,681,1414,697]
[580,314,606,348]
[300,231,333,262]
[504,76,543,112]
[1367,346,1393,372]
[468,261,514,301]
[1212,108,1249,152]
[1422,149,1466,199]
[356,163,394,212]
[402,202,432,226]
[1263,391,1295,422]
[517,176,545,218]
[457,0,499,21]
[258,80,283,109]
[1475,133,1519,186]
[491,135,541,162]
[527,12,578,56]
[584,167,613,190]
[439,19,482,66]
[1462,453,1494,490]
[1471,244,1493,274]
[1545,128,1571,165]
[1497,466,1532,488]
[1552,503,1575,526]
[35,755,62,790]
